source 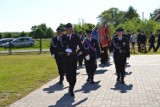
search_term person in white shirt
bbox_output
[130,32,136,53]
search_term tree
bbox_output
[31,25,37,31]
[98,7,126,27]
[19,31,28,37]
[35,28,45,53]
[125,6,139,20]
[3,32,12,38]
[151,8,160,18]
[35,28,45,39]
[0,33,2,39]
[46,27,55,38]
[28,31,35,38]
[38,23,47,33]
[31,23,47,38]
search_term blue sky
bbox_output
[0,0,160,32]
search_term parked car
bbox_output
[0,38,15,47]
[1,37,35,48]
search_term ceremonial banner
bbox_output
[105,25,111,46]
[98,23,108,47]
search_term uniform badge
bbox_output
[123,42,126,46]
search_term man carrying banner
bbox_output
[98,23,111,65]
[84,29,100,84]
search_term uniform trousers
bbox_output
[55,54,64,82]
[85,59,97,81]
[78,54,84,66]
[114,53,126,81]
[62,54,77,92]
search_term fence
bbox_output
[0,39,50,55]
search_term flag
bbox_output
[92,26,98,40]
[98,23,108,47]
[105,25,111,46]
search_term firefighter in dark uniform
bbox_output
[110,28,130,84]
[83,30,100,84]
[148,32,156,52]
[155,29,160,52]
[50,26,65,84]
[140,31,147,53]
[100,44,108,65]
[137,30,142,52]
[62,23,89,97]
[77,31,84,67]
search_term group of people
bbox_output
[50,22,160,97]
[50,23,99,97]
[124,30,160,53]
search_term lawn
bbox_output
[0,53,58,107]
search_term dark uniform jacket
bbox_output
[62,34,87,56]
[83,38,99,60]
[149,34,155,44]
[50,36,65,57]
[110,35,130,58]
[77,36,84,56]
[137,33,142,44]
[140,34,147,44]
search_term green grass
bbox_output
[0,53,58,107]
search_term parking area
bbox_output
[10,55,160,107]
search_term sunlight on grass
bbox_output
[0,54,58,107]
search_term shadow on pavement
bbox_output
[48,93,88,107]
[99,63,112,68]
[125,71,132,76]
[95,69,108,74]
[110,82,133,93]
[125,63,131,68]
[75,81,101,93]
[43,82,68,93]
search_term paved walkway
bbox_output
[10,55,160,107]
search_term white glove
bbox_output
[65,48,72,53]
[52,54,55,58]
[85,55,90,60]
[110,52,113,57]
[101,51,104,53]
[77,45,80,50]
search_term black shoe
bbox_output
[58,81,63,84]
[116,78,120,82]
[90,80,95,84]
[86,78,90,81]
[70,91,75,97]
[68,88,74,97]
[121,81,125,84]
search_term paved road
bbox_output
[10,55,160,107]
[0,49,49,54]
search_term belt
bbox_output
[55,52,64,55]
[64,52,76,56]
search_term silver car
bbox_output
[1,37,35,48]
[0,38,15,47]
